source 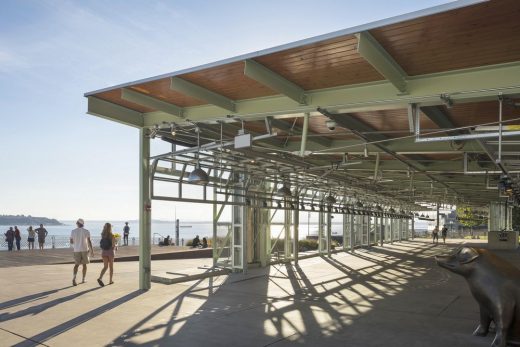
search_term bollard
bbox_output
[181,238,184,246]
[132,237,135,246]
[52,236,55,249]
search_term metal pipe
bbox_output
[498,95,503,163]
[300,112,309,157]
[415,130,520,143]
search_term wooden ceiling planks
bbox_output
[129,79,205,108]
[448,100,520,128]
[370,0,520,75]
[180,61,277,100]
[95,89,153,113]
[255,35,384,90]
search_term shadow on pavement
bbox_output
[0,286,74,310]
[13,290,144,347]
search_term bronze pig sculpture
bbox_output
[436,247,520,347]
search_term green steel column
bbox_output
[326,211,332,257]
[212,169,217,266]
[284,200,292,259]
[411,217,415,240]
[139,128,151,290]
[293,204,299,265]
[380,217,384,246]
[342,214,348,251]
[350,214,355,251]
[390,218,394,244]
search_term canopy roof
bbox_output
[85,0,520,208]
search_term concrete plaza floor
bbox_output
[1,239,518,346]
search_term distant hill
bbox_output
[0,215,63,226]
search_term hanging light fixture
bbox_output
[325,194,336,204]
[188,127,209,185]
[170,122,177,136]
[277,181,292,197]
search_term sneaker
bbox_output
[97,278,104,287]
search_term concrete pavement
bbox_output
[0,239,518,346]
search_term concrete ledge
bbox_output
[59,248,212,265]
[151,267,230,285]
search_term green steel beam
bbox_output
[121,88,184,119]
[269,117,331,148]
[93,62,520,130]
[170,77,235,112]
[283,137,485,153]
[356,31,408,93]
[171,61,520,122]
[87,96,143,128]
[244,59,307,105]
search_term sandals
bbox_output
[97,278,105,287]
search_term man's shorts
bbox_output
[73,251,90,265]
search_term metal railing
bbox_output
[0,235,141,251]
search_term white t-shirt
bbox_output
[70,227,91,252]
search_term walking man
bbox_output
[441,225,448,244]
[123,222,130,246]
[70,218,94,286]
[35,224,48,250]
[432,225,439,245]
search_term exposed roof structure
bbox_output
[85,0,520,209]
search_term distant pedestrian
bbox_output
[27,226,36,249]
[441,225,448,244]
[14,226,21,251]
[70,218,94,286]
[35,224,48,250]
[4,227,14,251]
[123,222,130,246]
[192,235,201,248]
[97,223,116,286]
[432,225,439,245]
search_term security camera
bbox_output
[326,119,336,131]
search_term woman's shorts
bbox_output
[28,237,35,242]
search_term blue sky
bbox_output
[0,0,455,221]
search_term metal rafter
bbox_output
[243,59,307,105]
[356,31,408,93]
[268,117,332,148]
[170,77,235,112]
[122,88,184,119]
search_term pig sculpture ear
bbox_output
[457,247,480,264]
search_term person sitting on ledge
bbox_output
[202,237,208,248]
[164,235,171,246]
[192,235,201,248]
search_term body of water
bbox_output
[1,220,351,250]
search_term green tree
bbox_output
[456,206,483,237]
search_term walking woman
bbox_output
[97,223,116,286]
[27,226,36,249]
[14,226,21,251]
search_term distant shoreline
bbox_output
[0,215,63,226]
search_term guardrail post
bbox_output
[52,236,56,249]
